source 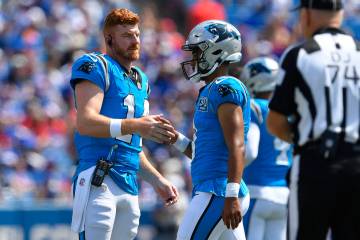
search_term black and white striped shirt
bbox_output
[269,27,360,146]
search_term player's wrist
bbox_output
[173,132,191,152]
[120,118,137,135]
[110,118,123,137]
[153,175,166,187]
[225,182,240,198]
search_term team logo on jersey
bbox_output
[79,178,85,186]
[218,84,235,97]
[78,61,96,74]
[198,97,208,112]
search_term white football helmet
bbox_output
[181,20,242,82]
[241,57,279,96]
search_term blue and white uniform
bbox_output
[177,76,251,240]
[70,53,149,240]
[243,98,292,240]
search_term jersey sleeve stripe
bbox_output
[95,54,110,92]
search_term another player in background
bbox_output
[172,20,251,240]
[70,8,179,240]
[240,57,292,240]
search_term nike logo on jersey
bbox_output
[215,78,226,84]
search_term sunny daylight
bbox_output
[0,0,359,240]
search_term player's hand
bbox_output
[156,117,179,145]
[136,115,175,143]
[222,197,242,229]
[153,177,179,206]
[166,130,180,145]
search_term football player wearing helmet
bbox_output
[241,57,292,240]
[172,20,251,240]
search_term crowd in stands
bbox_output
[0,0,359,236]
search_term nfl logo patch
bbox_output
[198,97,208,112]
[79,178,85,186]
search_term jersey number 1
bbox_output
[116,95,149,145]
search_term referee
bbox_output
[267,0,360,240]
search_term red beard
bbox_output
[115,44,140,61]
[127,48,140,61]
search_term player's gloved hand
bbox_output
[222,197,242,229]
[153,176,179,206]
[135,115,175,143]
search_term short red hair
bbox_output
[103,8,140,34]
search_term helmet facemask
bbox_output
[181,41,214,82]
[181,20,243,83]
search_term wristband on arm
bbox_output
[173,132,191,152]
[110,119,122,137]
[225,182,240,198]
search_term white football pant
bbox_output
[177,192,250,240]
[83,176,140,240]
[244,199,287,240]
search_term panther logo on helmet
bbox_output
[248,62,272,78]
[205,23,240,42]
[241,57,279,96]
[181,20,242,82]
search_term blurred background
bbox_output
[0,0,359,239]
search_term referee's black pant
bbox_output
[288,143,360,240]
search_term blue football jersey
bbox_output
[70,53,150,195]
[243,99,292,187]
[191,76,250,197]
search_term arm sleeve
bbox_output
[70,54,107,91]
[269,47,300,116]
[245,122,260,166]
